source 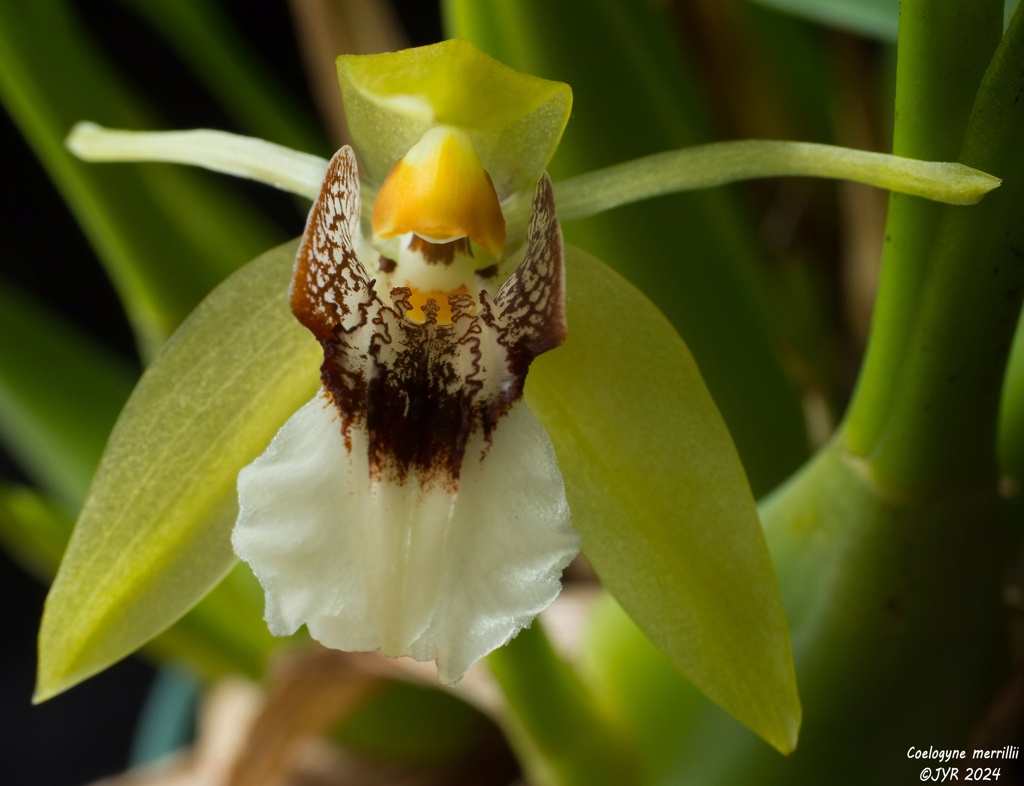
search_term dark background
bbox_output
[0,2,441,783]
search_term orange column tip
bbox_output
[372,126,506,257]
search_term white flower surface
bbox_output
[233,394,576,684]
[232,145,578,683]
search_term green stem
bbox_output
[860,6,1024,497]
[487,623,637,786]
[845,0,1004,460]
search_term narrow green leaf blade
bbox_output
[488,625,639,786]
[526,247,800,752]
[37,240,319,701]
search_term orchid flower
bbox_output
[234,146,577,682]
[234,43,582,684]
[34,36,1002,755]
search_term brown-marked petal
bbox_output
[289,146,564,486]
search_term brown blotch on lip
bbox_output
[292,146,566,491]
[408,234,472,265]
[364,320,478,490]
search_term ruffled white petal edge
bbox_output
[232,391,578,684]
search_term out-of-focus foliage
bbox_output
[4,1,1024,785]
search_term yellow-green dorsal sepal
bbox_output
[336,39,572,198]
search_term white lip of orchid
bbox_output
[232,146,578,683]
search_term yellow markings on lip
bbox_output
[372,125,506,257]
[401,284,470,325]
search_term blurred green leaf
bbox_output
[0,280,135,511]
[0,0,283,355]
[335,681,494,763]
[0,481,274,684]
[489,624,638,786]
[0,485,72,580]
[36,240,319,701]
[727,4,839,143]
[117,0,330,155]
[1000,311,1024,482]
[580,596,706,785]
[526,247,800,753]
[749,0,898,41]
[445,0,807,496]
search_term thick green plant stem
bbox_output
[578,442,1011,785]
[997,11,1024,484]
[846,0,1003,461]
[487,623,637,786]
[868,7,1024,496]
[654,444,1008,785]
